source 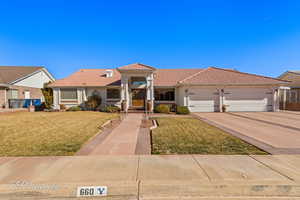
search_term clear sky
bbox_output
[0,0,300,79]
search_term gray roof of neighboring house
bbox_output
[289,70,300,74]
[0,66,44,84]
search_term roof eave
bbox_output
[176,83,289,87]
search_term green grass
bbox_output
[151,117,268,155]
[0,111,119,156]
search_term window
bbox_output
[8,89,18,99]
[60,89,77,100]
[107,89,120,99]
[131,77,146,86]
[155,89,175,101]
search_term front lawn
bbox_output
[151,117,267,155]
[0,111,118,156]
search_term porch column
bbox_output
[53,88,60,109]
[283,89,287,110]
[219,89,223,112]
[273,88,279,112]
[146,74,154,111]
[125,77,129,110]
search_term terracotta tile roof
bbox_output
[49,65,287,87]
[49,69,121,87]
[0,66,44,84]
[117,63,156,71]
[179,67,288,85]
[154,69,203,86]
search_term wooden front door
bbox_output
[131,89,145,107]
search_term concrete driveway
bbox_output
[194,112,300,154]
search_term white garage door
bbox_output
[224,88,273,112]
[188,89,220,112]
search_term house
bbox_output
[278,70,300,111]
[0,66,55,109]
[49,63,288,112]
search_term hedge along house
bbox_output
[49,63,288,112]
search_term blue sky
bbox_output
[0,0,300,79]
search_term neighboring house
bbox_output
[278,70,300,111]
[49,63,288,112]
[0,66,55,109]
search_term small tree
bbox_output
[41,82,53,109]
[85,94,102,111]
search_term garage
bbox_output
[223,88,274,112]
[188,88,220,112]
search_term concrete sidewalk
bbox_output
[82,113,143,155]
[0,155,300,199]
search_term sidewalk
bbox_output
[0,155,300,199]
[84,113,143,155]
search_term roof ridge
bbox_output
[209,66,289,82]
[0,66,44,68]
[118,63,156,70]
[178,68,209,83]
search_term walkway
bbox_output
[0,155,300,199]
[84,113,143,155]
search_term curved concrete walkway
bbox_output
[86,113,143,155]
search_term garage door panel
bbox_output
[189,105,219,112]
[224,88,273,112]
[188,89,219,112]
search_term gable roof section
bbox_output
[154,69,203,86]
[49,69,121,87]
[49,65,288,87]
[278,70,300,86]
[179,67,288,85]
[290,70,300,74]
[0,66,44,84]
[117,63,156,71]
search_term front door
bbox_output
[131,89,145,108]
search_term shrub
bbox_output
[60,104,66,110]
[41,82,53,109]
[66,106,81,112]
[85,94,102,111]
[154,104,170,114]
[101,105,120,113]
[35,102,46,111]
[176,106,190,115]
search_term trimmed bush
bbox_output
[67,106,82,112]
[101,106,120,113]
[176,106,190,115]
[154,104,170,114]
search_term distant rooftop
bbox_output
[0,66,44,84]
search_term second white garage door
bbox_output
[188,88,220,112]
[224,88,273,112]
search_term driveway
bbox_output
[194,112,300,154]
